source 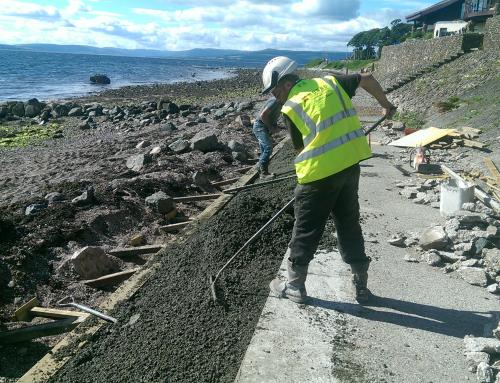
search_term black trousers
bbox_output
[289,164,369,266]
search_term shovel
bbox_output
[57,296,117,323]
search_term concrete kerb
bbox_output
[18,136,291,383]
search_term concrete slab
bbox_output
[235,250,352,383]
[236,142,500,383]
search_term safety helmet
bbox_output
[261,56,298,94]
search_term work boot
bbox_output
[258,164,275,180]
[350,259,371,304]
[269,259,309,304]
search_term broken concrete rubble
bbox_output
[457,267,489,287]
[466,352,490,373]
[476,362,494,383]
[420,225,448,250]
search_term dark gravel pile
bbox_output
[50,145,299,383]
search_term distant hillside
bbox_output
[3,43,348,65]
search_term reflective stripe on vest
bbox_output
[294,127,365,163]
[283,77,358,147]
[282,76,371,184]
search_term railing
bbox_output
[464,0,497,18]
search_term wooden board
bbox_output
[483,158,500,181]
[463,139,486,149]
[83,269,140,288]
[158,221,192,233]
[14,297,39,321]
[173,194,221,203]
[108,245,163,258]
[388,127,456,148]
[211,177,241,187]
[0,315,88,344]
[29,307,87,320]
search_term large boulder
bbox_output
[90,74,111,84]
[71,246,121,279]
[190,129,219,153]
[0,104,8,118]
[11,102,25,117]
[24,99,42,118]
[51,103,69,118]
[68,106,83,117]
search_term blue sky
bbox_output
[0,0,436,51]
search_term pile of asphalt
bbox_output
[50,144,299,383]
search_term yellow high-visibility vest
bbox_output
[282,76,372,184]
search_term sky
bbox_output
[0,0,436,51]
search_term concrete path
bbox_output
[236,142,500,383]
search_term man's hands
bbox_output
[383,104,398,119]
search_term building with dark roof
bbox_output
[406,0,498,28]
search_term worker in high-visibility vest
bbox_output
[262,56,397,304]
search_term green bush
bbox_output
[393,111,426,129]
[435,96,461,112]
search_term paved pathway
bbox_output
[236,141,500,383]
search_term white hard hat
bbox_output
[261,56,298,94]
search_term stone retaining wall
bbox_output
[375,33,482,87]
[484,15,500,50]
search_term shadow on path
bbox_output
[308,294,500,338]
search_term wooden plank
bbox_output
[83,268,140,288]
[173,194,221,203]
[388,127,456,148]
[463,139,486,149]
[108,245,163,258]
[211,177,241,187]
[14,297,39,321]
[158,221,192,233]
[0,316,88,344]
[235,166,254,174]
[483,158,500,180]
[29,307,86,320]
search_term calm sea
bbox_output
[0,50,260,102]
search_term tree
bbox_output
[347,28,380,59]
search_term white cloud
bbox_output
[0,0,423,51]
[291,0,361,20]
